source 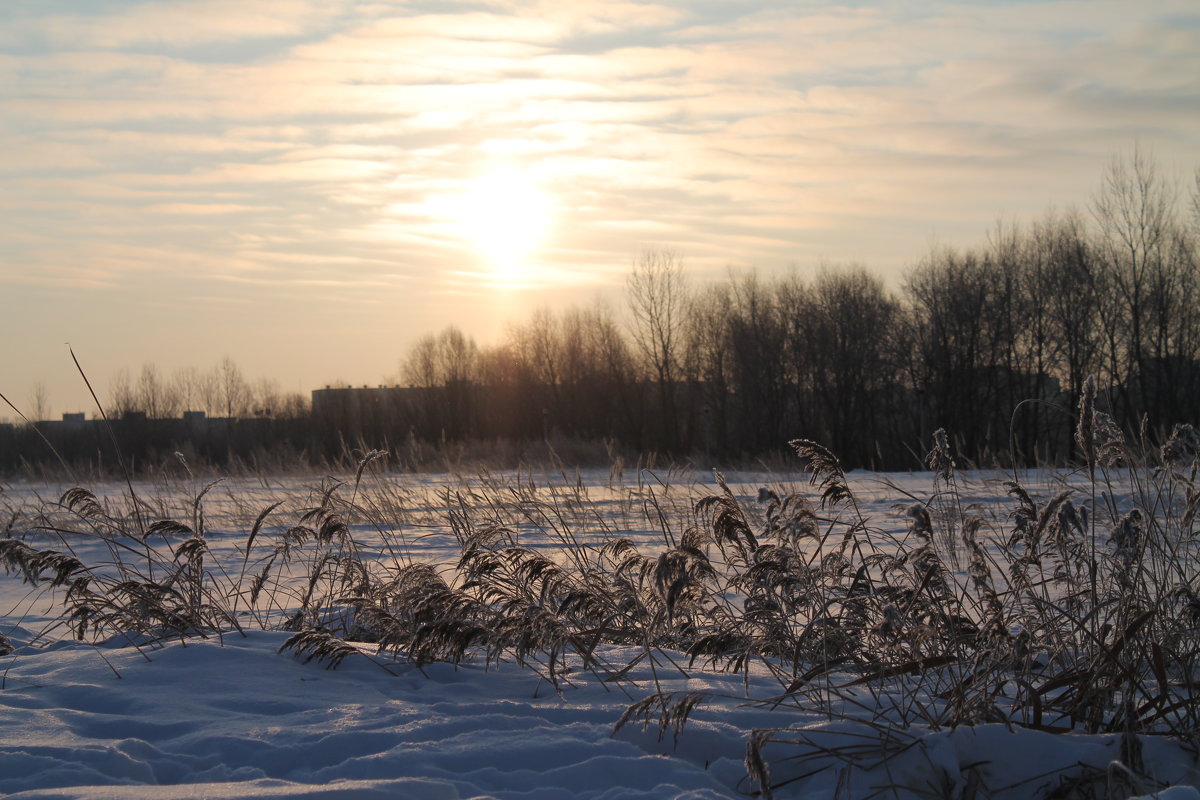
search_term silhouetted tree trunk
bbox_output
[627,248,688,452]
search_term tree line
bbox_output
[7,149,1198,473]
[105,358,310,421]
[2,357,312,476]
[376,150,1200,468]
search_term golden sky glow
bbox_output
[454,167,554,283]
[1,0,1199,414]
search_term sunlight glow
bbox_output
[456,167,553,278]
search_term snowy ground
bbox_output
[2,467,1198,799]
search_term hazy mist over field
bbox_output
[2,0,1198,416]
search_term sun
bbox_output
[456,167,552,278]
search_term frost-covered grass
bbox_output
[3,418,1200,798]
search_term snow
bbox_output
[0,625,762,799]
[2,467,1198,799]
[5,627,1196,800]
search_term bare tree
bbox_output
[401,328,477,387]
[475,342,519,388]
[136,363,181,419]
[1090,146,1178,416]
[277,391,310,419]
[28,381,51,423]
[436,327,478,386]
[807,267,902,465]
[251,378,283,417]
[400,327,479,439]
[585,302,641,438]
[904,246,1003,457]
[561,304,639,440]
[724,271,789,453]
[508,309,564,428]
[172,367,204,413]
[685,282,734,453]
[217,357,250,418]
[108,369,136,417]
[627,248,688,450]
[402,334,440,389]
[1027,210,1102,458]
[197,367,222,417]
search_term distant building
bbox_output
[311,386,408,418]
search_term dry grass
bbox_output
[2,382,1198,798]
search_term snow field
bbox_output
[1,465,1198,798]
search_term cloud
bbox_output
[0,0,354,49]
[2,0,1199,409]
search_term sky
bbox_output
[2,0,1198,418]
